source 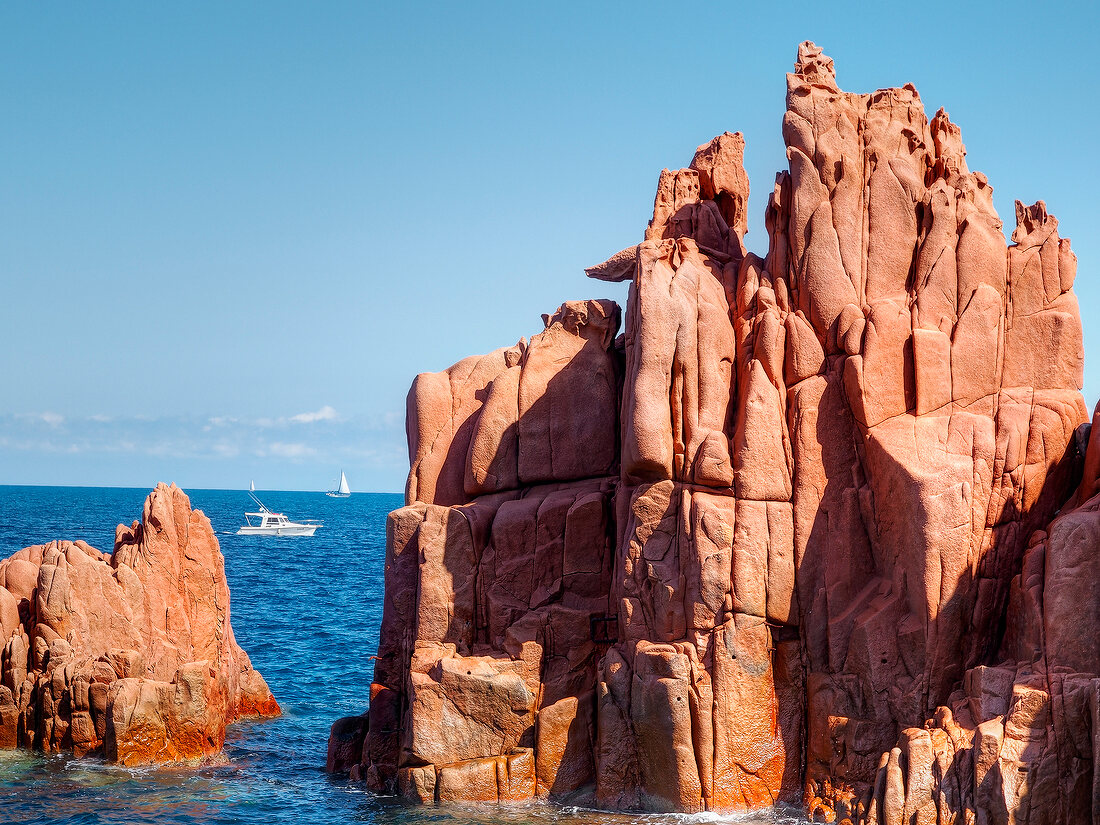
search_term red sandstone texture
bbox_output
[329,42,1096,822]
[0,483,279,765]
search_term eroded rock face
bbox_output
[331,42,1095,822]
[0,483,279,764]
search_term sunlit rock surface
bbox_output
[330,41,1096,823]
[0,483,279,765]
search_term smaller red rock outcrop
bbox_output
[0,483,279,765]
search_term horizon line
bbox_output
[0,482,403,495]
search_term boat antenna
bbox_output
[247,483,268,512]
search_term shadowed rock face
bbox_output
[330,41,1098,823]
[0,483,279,765]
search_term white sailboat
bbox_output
[237,482,322,536]
[326,470,351,498]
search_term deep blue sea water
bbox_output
[0,486,807,825]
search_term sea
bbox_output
[0,486,808,825]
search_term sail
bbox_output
[249,479,255,492]
[338,471,350,495]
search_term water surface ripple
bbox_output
[0,486,806,824]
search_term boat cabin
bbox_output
[243,509,293,530]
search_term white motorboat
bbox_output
[237,482,321,536]
[326,470,351,498]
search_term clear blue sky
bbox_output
[2,1,1097,492]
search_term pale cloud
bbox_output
[14,412,64,427]
[206,407,338,429]
[266,442,317,459]
[289,405,338,424]
[0,409,410,488]
[1,437,76,453]
[212,442,240,458]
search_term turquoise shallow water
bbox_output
[0,485,807,825]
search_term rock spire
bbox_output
[330,42,1094,823]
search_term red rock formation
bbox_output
[0,483,279,764]
[330,42,1094,822]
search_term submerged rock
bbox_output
[0,483,279,765]
[332,41,1098,823]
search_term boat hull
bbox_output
[236,524,318,536]
[325,492,350,498]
